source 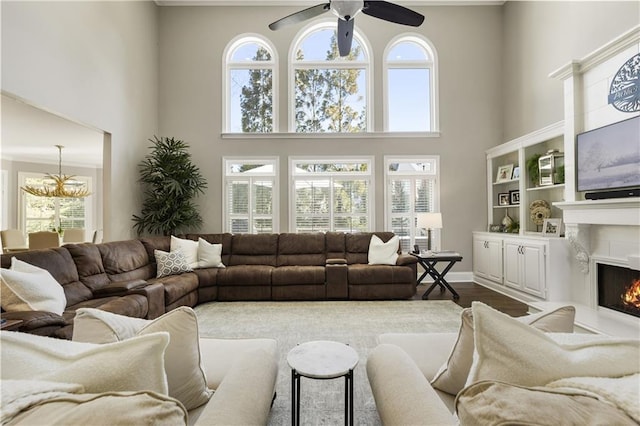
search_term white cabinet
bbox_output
[473,235,503,283]
[503,239,546,298]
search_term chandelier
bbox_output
[21,145,91,198]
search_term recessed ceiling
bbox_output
[1,95,103,168]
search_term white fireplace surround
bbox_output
[529,26,640,338]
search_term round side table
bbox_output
[287,340,359,426]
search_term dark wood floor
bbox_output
[413,281,529,317]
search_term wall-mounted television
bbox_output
[576,115,640,194]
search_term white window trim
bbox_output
[383,155,440,250]
[222,34,279,133]
[288,19,373,133]
[383,34,439,133]
[222,156,280,233]
[288,156,375,232]
[18,171,93,234]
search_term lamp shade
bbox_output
[417,212,442,229]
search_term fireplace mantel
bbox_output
[554,199,640,226]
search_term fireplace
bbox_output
[597,263,640,318]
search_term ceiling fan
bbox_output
[269,1,425,57]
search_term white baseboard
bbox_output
[417,271,473,284]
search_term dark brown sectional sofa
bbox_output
[1,232,417,339]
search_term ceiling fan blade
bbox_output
[269,3,331,31]
[337,18,355,57]
[362,1,425,27]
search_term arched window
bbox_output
[290,21,371,133]
[223,34,277,133]
[384,35,438,132]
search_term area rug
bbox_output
[194,300,463,425]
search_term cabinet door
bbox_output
[473,237,489,279]
[521,243,546,297]
[503,241,521,289]
[486,239,503,283]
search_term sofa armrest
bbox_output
[396,254,418,266]
[326,261,348,299]
[92,279,148,296]
[193,348,278,426]
[326,258,347,265]
[367,344,455,425]
[1,310,66,333]
[131,282,165,320]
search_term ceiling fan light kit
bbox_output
[269,0,425,57]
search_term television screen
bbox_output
[576,115,640,192]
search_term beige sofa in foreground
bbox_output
[367,302,640,425]
[1,309,278,425]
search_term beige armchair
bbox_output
[62,228,86,243]
[1,229,29,252]
[28,231,60,250]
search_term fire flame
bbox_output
[622,279,640,309]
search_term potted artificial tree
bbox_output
[132,136,207,236]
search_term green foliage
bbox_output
[132,136,207,236]
[240,47,273,132]
[526,154,541,186]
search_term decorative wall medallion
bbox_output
[608,53,640,112]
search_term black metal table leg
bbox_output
[419,259,460,300]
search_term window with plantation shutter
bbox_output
[384,157,439,252]
[223,158,278,233]
[19,172,92,234]
[290,158,373,232]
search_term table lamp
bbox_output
[417,212,442,252]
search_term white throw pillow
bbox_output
[155,249,193,278]
[72,306,212,410]
[0,330,169,395]
[466,302,640,388]
[197,238,225,268]
[170,236,199,269]
[0,258,67,315]
[368,235,399,265]
[431,305,575,395]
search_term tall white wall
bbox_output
[158,5,503,272]
[1,1,159,240]
[502,1,640,140]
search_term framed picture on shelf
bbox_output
[498,192,510,206]
[488,224,503,232]
[509,189,520,205]
[512,166,520,180]
[496,164,514,183]
[542,218,562,237]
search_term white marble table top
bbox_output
[287,340,359,379]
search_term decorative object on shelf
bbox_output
[20,145,91,198]
[542,218,562,237]
[526,153,541,187]
[498,193,510,206]
[488,224,503,233]
[608,53,640,113]
[509,190,520,205]
[417,212,442,252]
[538,149,565,186]
[511,166,520,180]
[132,136,207,236]
[495,164,514,183]
[505,219,520,234]
[529,199,551,231]
[501,210,513,229]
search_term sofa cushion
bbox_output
[456,380,637,426]
[277,233,326,266]
[466,301,640,388]
[1,330,169,395]
[2,248,92,306]
[197,238,226,268]
[98,240,156,282]
[1,258,67,315]
[348,264,415,285]
[64,243,111,292]
[154,249,193,278]
[272,266,326,286]
[150,272,199,305]
[1,380,187,426]
[228,234,278,266]
[368,235,399,265]
[72,306,212,410]
[216,265,274,286]
[431,305,576,395]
